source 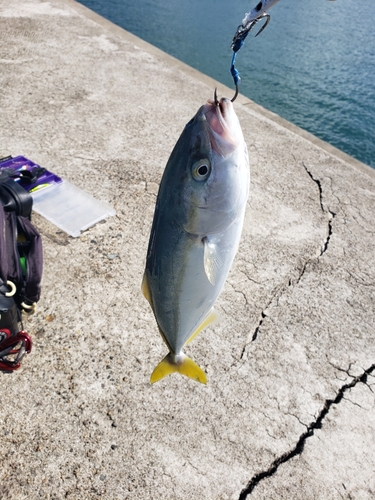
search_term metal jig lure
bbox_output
[230,0,280,92]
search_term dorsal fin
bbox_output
[141,272,153,308]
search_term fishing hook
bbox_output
[214,87,219,106]
[253,13,271,37]
[231,13,271,52]
[214,86,239,105]
[231,85,239,102]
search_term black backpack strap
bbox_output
[14,216,43,309]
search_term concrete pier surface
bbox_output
[1,0,375,498]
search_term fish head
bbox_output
[180,97,249,236]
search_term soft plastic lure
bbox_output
[230,0,281,89]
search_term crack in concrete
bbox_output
[303,162,325,213]
[251,311,266,342]
[245,259,310,349]
[293,260,310,287]
[227,281,250,308]
[302,162,336,259]
[347,270,375,288]
[241,291,278,358]
[243,162,334,350]
[320,208,335,256]
[238,363,375,499]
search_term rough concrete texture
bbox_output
[1,0,375,499]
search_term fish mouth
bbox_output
[203,97,243,157]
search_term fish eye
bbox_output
[255,1,263,11]
[192,159,211,181]
[198,164,208,175]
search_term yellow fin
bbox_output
[141,272,152,306]
[150,353,207,384]
[186,309,218,345]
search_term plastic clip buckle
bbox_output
[0,329,33,371]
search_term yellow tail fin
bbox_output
[150,352,207,385]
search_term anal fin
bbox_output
[186,309,218,345]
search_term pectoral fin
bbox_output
[203,237,223,285]
[150,352,207,384]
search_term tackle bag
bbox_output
[0,167,43,371]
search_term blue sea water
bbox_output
[79,0,375,169]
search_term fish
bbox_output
[142,94,249,384]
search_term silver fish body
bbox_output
[142,97,249,383]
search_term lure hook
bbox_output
[213,85,239,105]
[231,12,271,50]
[254,13,271,37]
